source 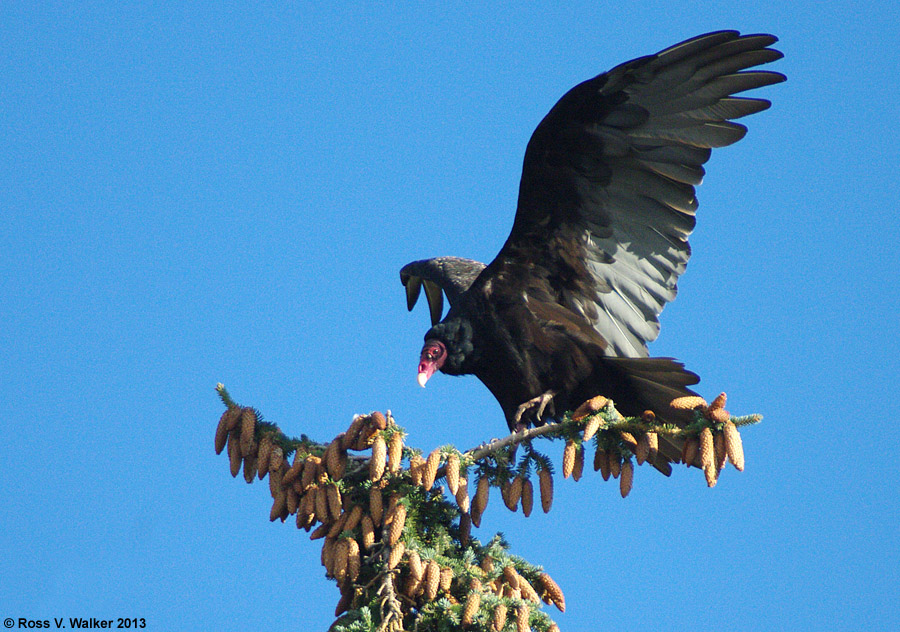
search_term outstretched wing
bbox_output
[400,257,486,325]
[485,31,785,357]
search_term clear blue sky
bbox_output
[3,2,899,631]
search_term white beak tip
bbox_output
[417,372,428,388]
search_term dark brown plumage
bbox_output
[401,31,784,468]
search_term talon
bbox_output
[514,390,557,425]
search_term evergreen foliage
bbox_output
[213,384,759,631]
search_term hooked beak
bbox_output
[417,356,438,388]
[417,341,446,388]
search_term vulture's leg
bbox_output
[514,390,557,426]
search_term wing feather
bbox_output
[481,31,783,357]
[400,257,486,325]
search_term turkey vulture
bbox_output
[400,31,784,464]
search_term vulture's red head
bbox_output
[417,340,447,387]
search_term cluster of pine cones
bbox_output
[215,405,565,630]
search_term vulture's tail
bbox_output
[601,356,702,471]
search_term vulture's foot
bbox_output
[514,390,557,425]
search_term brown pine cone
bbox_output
[343,504,363,532]
[508,476,524,510]
[369,487,383,526]
[422,448,442,491]
[327,510,348,539]
[321,536,336,574]
[239,407,257,457]
[461,589,481,627]
[439,566,453,593]
[361,514,375,549]
[609,451,621,479]
[456,475,470,513]
[714,431,727,471]
[299,454,316,487]
[387,541,405,570]
[387,502,407,546]
[409,454,426,486]
[370,411,387,430]
[242,452,257,484]
[215,406,242,454]
[309,521,329,541]
[300,487,317,526]
[646,431,658,461]
[618,431,638,450]
[296,491,314,530]
[352,421,377,451]
[538,573,565,612]
[333,538,349,584]
[473,475,490,519]
[699,427,714,470]
[326,437,346,480]
[459,512,472,545]
[620,459,634,498]
[384,494,400,524]
[314,485,329,524]
[500,479,511,509]
[445,452,461,495]
[699,427,717,487]
[227,429,242,477]
[516,604,530,632]
[538,468,553,513]
[256,435,273,479]
[286,488,299,515]
[519,576,540,603]
[682,436,699,467]
[268,445,284,476]
[268,461,283,497]
[521,478,534,517]
[583,415,602,442]
[299,455,318,491]
[341,415,366,450]
[492,603,507,632]
[670,396,708,410]
[346,538,360,582]
[388,431,404,474]
[572,444,584,481]
[723,420,745,471]
[502,564,519,587]
[572,395,608,420]
[269,490,287,522]
[562,440,576,479]
[595,447,610,480]
[326,484,342,522]
[709,392,727,410]
[369,434,386,482]
[282,451,304,487]
[704,462,718,487]
[424,560,440,601]
[408,550,424,583]
[635,433,650,465]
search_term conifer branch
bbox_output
[212,384,759,630]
